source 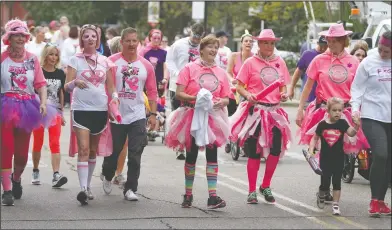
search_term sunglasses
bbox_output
[128,62,133,74]
[45,42,58,48]
[11,26,28,32]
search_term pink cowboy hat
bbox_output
[319,23,353,37]
[2,19,31,45]
[253,29,281,41]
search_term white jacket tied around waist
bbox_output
[191,88,213,147]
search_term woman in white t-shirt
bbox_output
[64,24,118,206]
[61,25,79,70]
[25,26,46,61]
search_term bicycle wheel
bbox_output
[231,141,240,161]
[342,154,355,183]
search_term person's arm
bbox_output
[350,60,369,117]
[144,61,158,114]
[175,65,196,102]
[166,44,180,79]
[345,119,360,137]
[288,68,304,99]
[226,52,236,83]
[64,57,87,91]
[32,56,48,116]
[308,134,320,155]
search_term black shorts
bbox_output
[72,110,108,135]
[228,98,237,116]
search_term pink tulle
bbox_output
[298,101,370,154]
[165,107,230,152]
[229,101,292,158]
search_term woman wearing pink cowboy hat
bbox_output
[229,29,292,204]
[1,18,57,206]
[295,23,369,215]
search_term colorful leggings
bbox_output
[32,115,62,154]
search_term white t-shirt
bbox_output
[1,51,46,94]
[214,46,231,70]
[166,37,200,92]
[351,54,391,123]
[108,53,158,124]
[25,40,46,62]
[61,38,79,68]
[69,53,113,111]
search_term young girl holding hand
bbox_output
[309,97,360,215]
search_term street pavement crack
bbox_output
[136,193,214,216]
[160,219,175,229]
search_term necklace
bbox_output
[201,59,215,67]
[83,53,98,75]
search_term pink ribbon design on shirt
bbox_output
[81,70,105,87]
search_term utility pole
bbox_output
[203,1,208,33]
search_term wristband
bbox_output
[112,92,119,99]
[150,112,157,116]
[66,80,76,93]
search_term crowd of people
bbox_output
[1,16,391,219]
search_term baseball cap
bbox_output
[318,36,327,45]
[215,31,230,38]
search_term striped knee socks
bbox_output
[206,162,218,197]
[184,163,195,195]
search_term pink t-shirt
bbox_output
[177,59,230,103]
[1,50,46,94]
[236,55,290,104]
[109,53,158,124]
[306,50,359,102]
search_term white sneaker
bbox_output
[103,179,112,195]
[332,203,341,216]
[32,171,40,185]
[124,190,138,201]
[87,187,94,200]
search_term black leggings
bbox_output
[227,98,237,117]
[186,138,218,164]
[319,155,344,191]
[247,125,282,159]
[361,118,391,200]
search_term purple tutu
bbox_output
[1,93,58,132]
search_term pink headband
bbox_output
[380,36,391,48]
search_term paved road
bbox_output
[1,107,391,229]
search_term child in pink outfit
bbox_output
[229,29,292,205]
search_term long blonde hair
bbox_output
[40,44,61,68]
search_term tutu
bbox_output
[165,106,230,152]
[298,100,370,154]
[229,101,292,158]
[1,93,58,132]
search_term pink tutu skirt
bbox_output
[299,100,369,154]
[229,101,292,158]
[165,107,230,152]
[1,93,58,132]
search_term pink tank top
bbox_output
[233,53,243,77]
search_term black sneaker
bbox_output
[176,151,185,160]
[325,191,333,204]
[259,187,275,204]
[2,191,14,206]
[207,196,226,209]
[181,194,193,208]
[316,192,325,209]
[11,174,23,200]
[52,173,68,188]
[77,190,88,205]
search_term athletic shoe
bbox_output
[317,192,325,209]
[332,203,341,215]
[181,194,193,208]
[31,170,40,185]
[325,190,333,204]
[124,190,138,201]
[11,174,23,200]
[1,191,14,206]
[247,192,258,204]
[207,196,226,209]
[368,199,380,218]
[87,187,94,200]
[77,189,88,205]
[176,151,185,160]
[52,173,68,188]
[259,187,275,204]
[103,179,112,195]
[379,200,391,216]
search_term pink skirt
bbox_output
[165,107,230,152]
[299,101,370,154]
[229,101,292,158]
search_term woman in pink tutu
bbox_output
[64,24,118,205]
[229,29,291,204]
[165,34,231,209]
[1,19,57,206]
[296,23,369,154]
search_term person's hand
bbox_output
[280,92,288,102]
[288,87,295,100]
[246,94,257,105]
[352,111,360,125]
[231,79,238,85]
[61,115,66,126]
[295,109,304,127]
[75,79,89,89]
[39,104,47,117]
[148,114,157,129]
[162,78,167,84]
[213,99,226,110]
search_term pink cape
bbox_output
[229,101,292,158]
[298,100,370,154]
